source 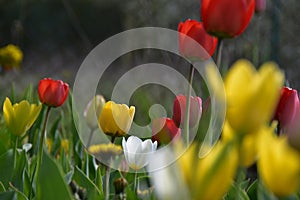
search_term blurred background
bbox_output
[0,0,299,100]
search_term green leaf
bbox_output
[0,150,14,188]
[0,191,27,200]
[73,166,102,199]
[36,152,73,200]
[0,181,6,192]
[224,183,250,200]
[247,180,258,200]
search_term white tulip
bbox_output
[122,136,157,170]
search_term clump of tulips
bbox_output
[0,0,299,199]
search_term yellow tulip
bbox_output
[225,59,284,134]
[3,97,42,136]
[98,101,135,137]
[84,95,106,130]
[258,126,300,197]
[0,44,23,69]
[222,121,258,167]
[195,140,239,200]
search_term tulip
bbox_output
[255,0,266,13]
[38,78,69,107]
[152,118,181,145]
[172,95,202,128]
[178,19,218,60]
[195,139,239,199]
[274,87,299,132]
[225,59,284,134]
[222,121,258,167]
[258,126,300,197]
[99,101,135,137]
[84,95,106,130]
[0,44,23,71]
[3,97,42,136]
[201,0,255,38]
[122,136,157,170]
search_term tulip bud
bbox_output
[84,95,106,130]
[178,19,218,60]
[201,0,255,38]
[114,177,128,194]
[152,118,181,145]
[274,87,299,132]
[172,95,202,128]
[255,0,266,13]
[38,78,69,107]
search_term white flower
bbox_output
[122,136,157,170]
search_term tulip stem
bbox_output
[184,63,195,145]
[216,39,223,69]
[35,106,51,183]
[105,165,111,200]
[134,171,138,193]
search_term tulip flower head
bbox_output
[122,136,157,171]
[38,78,69,107]
[84,95,106,130]
[274,87,299,132]
[178,19,218,60]
[255,0,266,13]
[172,95,202,128]
[201,0,255,38]
[225,59,284,134]
[0,44,23,71]
[258,126,300,197]
[3,97,42,136]
[152,118,181,145]
[99,101,135,137]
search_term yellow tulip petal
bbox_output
[3,97,13,128]
[258,127,300,197]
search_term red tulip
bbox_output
[38,78,69,107]
[172,95,202,128]
[274,87,299,130]
[178,19,218,60]
[287,104,300,151]
[201,0,255,38]
[152,118,181,145]
[255,0,266,13]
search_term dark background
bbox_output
[0,0,299,97]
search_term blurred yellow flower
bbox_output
[195,140,239,200]
[46,138,53,153]
[60,139,69,154]
[88,143,122,161]
[0,44,23,70]
[258,126,300,197]
[225,59,284,134]
[222,121,258,167]
[3,97,42,136]
[98,101,135,137]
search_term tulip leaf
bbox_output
[0,191,28,200]
[224,183,250,200]
[0,150,14,188]
[0,181,6,192]
[73,166,103,199]
[36,152,73,199]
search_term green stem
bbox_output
[134,171,138,193]
[184,63,195,145]
[13,136,18,171]
[35,106,51,181]
[105,165,111,200]
[216,39,223,69]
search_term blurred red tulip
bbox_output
[178,19,218,60]
[201,0,255,38]
[152,118,181,145]
[274,87,299,130]
[255,0,266,13]
[38,78,69,107]
[172,95,202,128]
[287,104,300,151]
